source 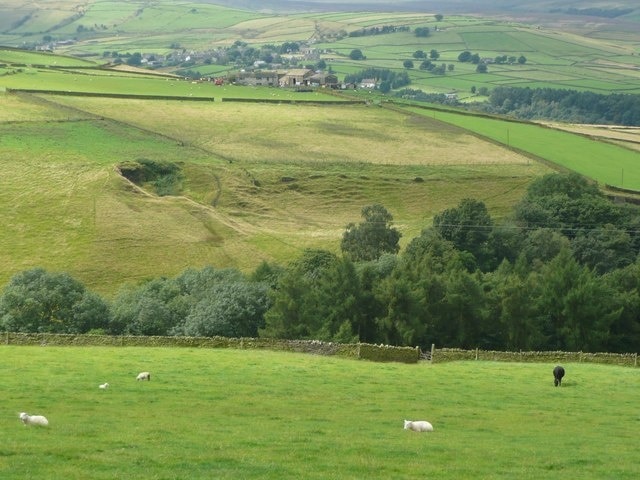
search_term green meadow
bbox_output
[1,346,638,479]
[0,2,639,295]
[0,92,548,294]
[2,1,639,95]
[404,106,640,190]
[0,66,343,100]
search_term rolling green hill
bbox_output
[0,90,550,294]
[1,2,639,295]
[1,1,638,95]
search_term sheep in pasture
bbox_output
[136,371,151,381]
[99,382,109,389]
[19,412,49,427]
[553,365,565,387]
[404,420,433,432]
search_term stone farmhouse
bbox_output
[234,69,338,89]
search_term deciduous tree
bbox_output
[341,204,401,262]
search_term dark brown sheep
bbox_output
[553,365,565,387]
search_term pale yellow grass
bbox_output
[0,93,91,122]
[47,97,532,166]
[541,122,640,152]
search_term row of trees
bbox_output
[483,86,640,126]
[344,68,411,92]
[2,174,640,353]
[348,25,410,37]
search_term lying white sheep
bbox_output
[404,419,433,432]
[19,412,49,427]
[136,371,151,381]
[99,382,109,389]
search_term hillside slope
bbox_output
[0,92,549,294]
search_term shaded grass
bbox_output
[1,347,638,479]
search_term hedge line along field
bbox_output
[1,346,638,479]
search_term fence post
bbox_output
[475,347,479,361]
[634,353,637,368]
[5,331,8,345]
[430,343,435,363]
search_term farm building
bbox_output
[235,71,280,87]
[360,78,377,89]
[309,73,339,88]
[279,69,314,87]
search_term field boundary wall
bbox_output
[1,332,420,364]
[4,333,637,367]
[6,88,216,101]
[431,347,638,367]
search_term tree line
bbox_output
[348,25,410,37]
[344,68,411,92]
[2,173,640,353]
[483,86,640,126]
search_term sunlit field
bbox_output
[1,346,638,479]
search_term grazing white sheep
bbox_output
[19,412,49,427]
[404,419,433,432]
[99,382,109,389]
[136,371,151,381]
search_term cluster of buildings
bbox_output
[232,68,339,89]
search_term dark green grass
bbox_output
[1,347,638,479]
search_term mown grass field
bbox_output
[1,346,638,479]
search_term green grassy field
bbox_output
[1,346,638,479]
[402,105,640,190]
[0,65,344,101]
[0,2,639,295]
[1,2,639,95]
[0,92,548,294]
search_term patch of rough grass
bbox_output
[45,97,534,167]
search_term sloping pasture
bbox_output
[1,346,638,479]
[320,17,640,95]
[404,106,640,189]
[33,2,264,36]
[0,49,97,68]
[0,92,547,293]
[3,2,639,96]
